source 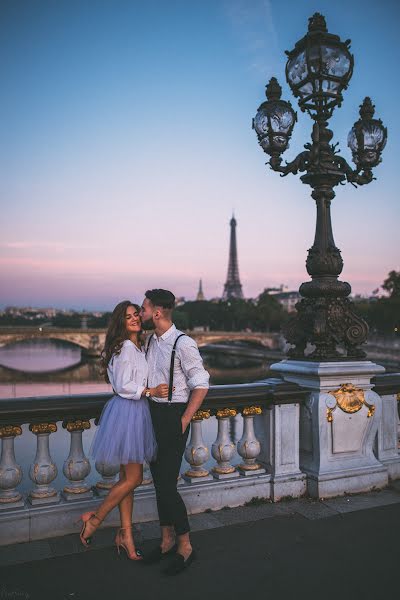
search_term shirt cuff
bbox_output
[135,385,146,400]
[187,375,210,390]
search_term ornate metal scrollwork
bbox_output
[254,15,387,361]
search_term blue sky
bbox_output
[0,0,398,310]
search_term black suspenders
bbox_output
[168,333,186,403]
[146,332,187,404]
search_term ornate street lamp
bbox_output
[253,13,387,360]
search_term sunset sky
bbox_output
[1,0,399,310]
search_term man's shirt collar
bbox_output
[153,323,176,342]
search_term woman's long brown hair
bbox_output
[100,300,142,383]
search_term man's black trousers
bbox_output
[149,400,190,536]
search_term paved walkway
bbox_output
[1,483,399,600]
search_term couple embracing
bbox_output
[77,289,209,576]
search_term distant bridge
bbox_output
[0,328,282,357]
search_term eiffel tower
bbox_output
[222,214,244,300]
[196,279,205,301]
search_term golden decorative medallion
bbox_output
[327,383,375,422]
[29,423,57,435]
[216,408,237,419]
[192,410,211,421]
[242,406,262,416]
[0,425,22,438]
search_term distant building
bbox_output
[274,291,301,312]
[264,285,288,296]
[261,287,301,312]
[196,279,205,301]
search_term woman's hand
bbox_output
[152,383,169,398]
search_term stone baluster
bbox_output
[397,393,400,447]
[375,393,400,480]
[62,419,93,500]
[211,409,239,479]
[141,461,153,486]
[28,423,60,505]
[0,425,24,509]
[94,460,120,496]
[237,406,266,476]
[183,410,213,483]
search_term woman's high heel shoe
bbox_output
[75,511,103,548]
[115,525,143,560]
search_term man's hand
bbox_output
[181,415,191,434]
[181,388,208,433]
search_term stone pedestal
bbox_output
[376,394,400,480]
[271,360,388,498]
[256,405,306,500]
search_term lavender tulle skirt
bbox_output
[89,395,157,465]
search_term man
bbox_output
[140,289,209,575]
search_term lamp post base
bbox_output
[270,359,388,498]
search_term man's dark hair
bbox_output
[145,289,175,309]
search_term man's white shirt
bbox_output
[145,324,210,403]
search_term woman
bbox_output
[76,300,169,559]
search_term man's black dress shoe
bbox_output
[162,550,197,576]
[141,544,177,565]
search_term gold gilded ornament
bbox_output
[216,408,237,419]
[327,383,375,422]
[0,425,22,438]
[242,406,262,416]
[63,420,91,432]
[29,423,57,435]
[329,383,365,413]
[192,410,211,421]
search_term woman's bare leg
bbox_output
[84,463,142,538]
[117,465,134,529]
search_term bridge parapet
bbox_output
[0,379,308,544]
[0,373,398,546]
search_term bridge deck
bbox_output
[0,485,399,598]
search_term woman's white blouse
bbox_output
[107,340,148,400]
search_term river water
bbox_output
[0,338,277,397]
[0,339,277,493]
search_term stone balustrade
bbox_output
[0,374,399,546]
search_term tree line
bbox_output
[1,271,398,335]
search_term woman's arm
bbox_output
[113,343,169,400]
[112,344,145,400]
